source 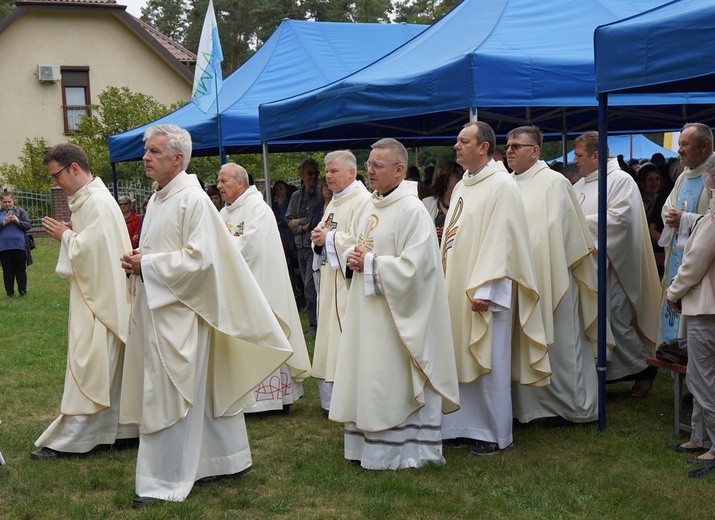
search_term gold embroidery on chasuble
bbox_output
[442,196,462,270]
[359,214,379,252]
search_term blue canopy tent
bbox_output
[107,20,427,163]
[550,134,678,164]
[259,0,715,150]
[595,0,715,431]
[257,0,715,432]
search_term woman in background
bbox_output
[0,189,31,297]
[422,162,464,244]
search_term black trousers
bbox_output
[0,248,27,296]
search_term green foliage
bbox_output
[0,138,51,191]
[141,1,404,77]
[69,86,181,185]
[0,1,12,22]
[393,0,461,24]
[222,151,325,185]
[141,0,189,43]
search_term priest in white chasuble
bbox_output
[310,150,370,414]
[442,122,550,456]
[572,131,661,398]
[120,125,292,507]
[217,162,311,413]
[329,138,460,470]
[506,126,600,426]
[659,123,712,344]
[32,143,136,460]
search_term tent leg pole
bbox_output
[111,162,118,200]
[597,93,609,433]
[562,112,568,165]
[262,141,271,202]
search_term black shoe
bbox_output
[544,416,579,429]
[689,459,715,478]
[111,437,140,450]
[686,455,715,464]
[442,437,475,449]
[29,447,84,460]
[669,443,703,454]
[468,441,502,456]
[131,496,166,508]
[195,466,251,485]
[19,292,26,297]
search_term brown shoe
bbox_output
[631,378,655,398]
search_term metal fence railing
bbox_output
[115,181,155,214]
[13,190,51,228]
[13,181,155,229]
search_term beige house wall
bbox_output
[0,10,191,165]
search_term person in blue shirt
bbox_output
[0,189,31,297]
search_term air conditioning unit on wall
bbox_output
[37,64,61,82]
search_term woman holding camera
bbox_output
[0,189,31,297]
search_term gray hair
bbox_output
[221,162,249,186]
[371,138,408,166]
[683,122,714,149]
[324,150,357,171]
[702,153,715,191]
[118,195,133,208]
[143,124,192,170]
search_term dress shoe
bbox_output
[195,466,251,485]
[468,441,502,456]
[669,443,703,453]
[686,455,715,464]
[689,459,715,479]
[442,437,475,449]
[29,447,83,460]
[630,377,654,398]
[131,496,166,508]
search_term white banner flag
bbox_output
[192,0,223,113]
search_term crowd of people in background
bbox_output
[13,120,714,507]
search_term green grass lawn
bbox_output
[0,237,711,519]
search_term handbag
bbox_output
[655,338,687,365]
[27,233,36,250]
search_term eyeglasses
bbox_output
[118,202,130,207]
[505,143,537,152]
[364,161,399,171]
[50,164,70,182]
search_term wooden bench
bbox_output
[647,357,690,438]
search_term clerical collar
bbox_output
[467,158,495,177]
[226,187,251,207]
[70,176,96,199]
[334,179,359,200]
[377,182,400,198]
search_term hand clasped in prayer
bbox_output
[347,246,366,273]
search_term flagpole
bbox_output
[214,63,225,165]
[192,0,224,164]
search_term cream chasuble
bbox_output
[312,181,370,382]
[121,172,292,434]
[58,177,132,415]
[510,161,599,422]
[442,162,550,386]
[220,186,311,408]
[572,159,660,354]
[329,181,459,433]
